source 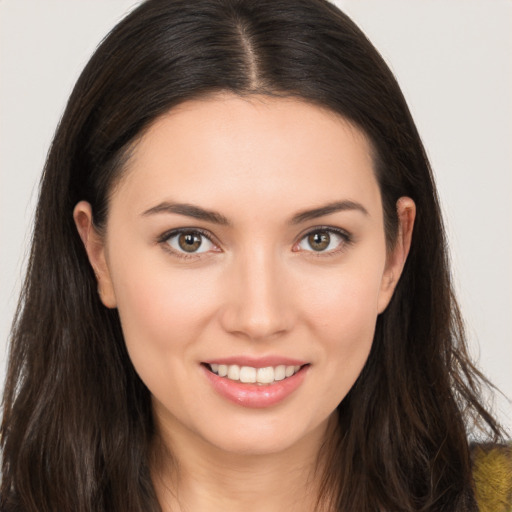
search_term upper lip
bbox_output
[203,356,308,368]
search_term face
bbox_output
[75,94,414,457]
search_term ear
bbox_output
[377,196,416,313]
[73,201,117,308]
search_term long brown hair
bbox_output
[1,1,506,510]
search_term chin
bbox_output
[195,412,332,458]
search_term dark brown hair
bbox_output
[1,1,506,510]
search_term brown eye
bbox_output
[307,231,330,251]
[164,230,216,255]
[296,228,350,254]
[178,232,202,252]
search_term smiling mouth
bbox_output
[204,363,306,385]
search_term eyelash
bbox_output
[294,226,353,257]
[157,228,220,260]
[157,226,353,260]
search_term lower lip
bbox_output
[202,365,309,408]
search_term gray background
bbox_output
[1,0,510,430]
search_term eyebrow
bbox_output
[141,202,230,225]
[290,200,369,224]
[141,199,368,226]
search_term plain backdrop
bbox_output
[1,0,511,431]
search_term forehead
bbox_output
[113,94,381,220]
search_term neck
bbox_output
[151,415,337,512]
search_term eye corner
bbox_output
[157,227,222,259]
[294,226,353,256]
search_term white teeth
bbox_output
[285,365,295,378]
[227,365,240,380]
[256,366,274,384]
[240,366,257,383]
[208,362,303,384]
[274,365,286,381]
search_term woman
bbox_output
[1,1,509,511]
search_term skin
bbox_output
[74,94,415,512]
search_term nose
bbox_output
[219,248,294,341]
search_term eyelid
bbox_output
[156,225,352,258]
[294,225,353,254]
[156,227,217,244]
[157,227,221,258]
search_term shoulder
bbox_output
[471,443,512,512]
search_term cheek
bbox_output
[298,259,385,397]
[302,257,384,336]
[314,282,378,364]
[108,254,220,375]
